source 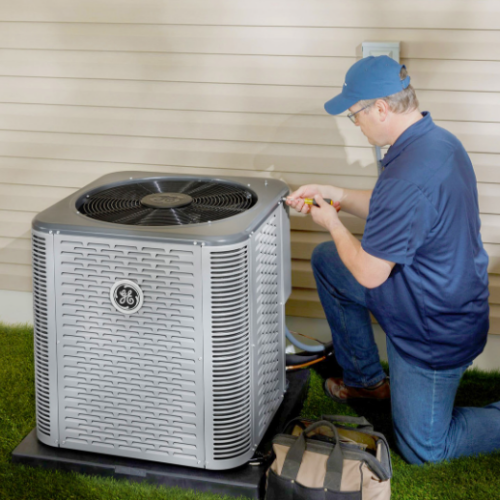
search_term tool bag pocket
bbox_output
[265,418,391,500]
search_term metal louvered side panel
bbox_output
[202,241,253,470]
[32,230,60,446]
[252,207,285,443]
[53,234,205,467]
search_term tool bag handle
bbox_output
[321,414,374,432]
[280,420,343,491]
[281,416,313,435]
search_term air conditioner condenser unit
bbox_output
[31,172,291,470]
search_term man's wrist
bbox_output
[329,186,346,203]
[328,219,345,236]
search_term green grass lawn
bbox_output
[2,323,500,500]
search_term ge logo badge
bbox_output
[110,280,144,315]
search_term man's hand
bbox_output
[286,184,344,214]
[310,195,342,232]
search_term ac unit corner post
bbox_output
[32,229,60,448]
[201,203,290,470]
[31,172,290,471]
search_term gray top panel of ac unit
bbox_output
[32,171,290,246]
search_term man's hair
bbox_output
[358,67,419,114]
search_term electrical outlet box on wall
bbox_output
[362,42,400,62]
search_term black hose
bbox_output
[285,343,334,366]
[286,353,321,366]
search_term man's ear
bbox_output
[375,99,390,122]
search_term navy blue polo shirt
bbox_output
[362,112,490,370]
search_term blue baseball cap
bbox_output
[324,55,410,115]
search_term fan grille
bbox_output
[78,180,257,226]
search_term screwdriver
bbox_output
[282,196,341,211]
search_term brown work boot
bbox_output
[324,377,390,404]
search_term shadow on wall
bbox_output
[252,104,378,197]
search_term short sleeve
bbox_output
[361,178,437,265]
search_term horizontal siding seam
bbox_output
[2,48,500,64]
[1,102,500,124]
[2,48,500,63]
[0,21,500,31]
[1,76,500,96]
[1,75,500,94]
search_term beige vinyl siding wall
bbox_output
[0,0,499,333]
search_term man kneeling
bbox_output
[287,56,499,465]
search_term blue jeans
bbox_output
[312,241,500,464]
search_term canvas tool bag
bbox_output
[265,415,392,500]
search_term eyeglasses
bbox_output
[347,104,372,124]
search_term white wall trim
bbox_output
[0,290,34,325]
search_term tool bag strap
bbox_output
[280,420,344,491]
[281,416,313,435]
[321,414,374,432]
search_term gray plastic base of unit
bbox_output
[12,370,310,500]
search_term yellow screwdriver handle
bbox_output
[283,196,341,212]
[303,198,340,212]
[304,198,333,206]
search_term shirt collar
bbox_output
[380,111,435,168]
